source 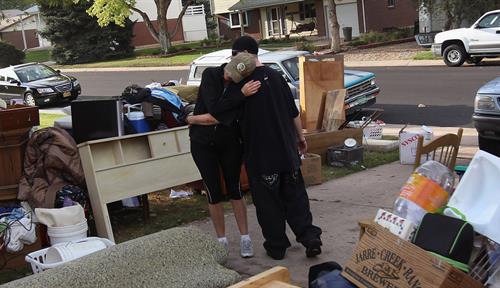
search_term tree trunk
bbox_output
[327,0,341,53]
[158,0,171,53]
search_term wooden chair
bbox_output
[414,128,464,170]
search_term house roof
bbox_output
[229,0,302,11]
[0,9,23,18]
[0,14,34,32]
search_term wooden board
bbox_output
[299,55,344,130]
[322,89,346,132]
[305,128,363,164]
[229,266,297,288]
[78,127,201,242]
[342,222,483,288]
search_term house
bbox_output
[357,0,418,33]
[0,6,51,50]
[212,0,417,41]
[130,0,208,46]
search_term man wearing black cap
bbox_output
[229,36,323,260]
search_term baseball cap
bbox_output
[232,36,259,55]
[224,52,256,83]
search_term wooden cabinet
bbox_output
[78,127,201,242]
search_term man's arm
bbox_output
[294,116,307,155]
[187,113,219,126]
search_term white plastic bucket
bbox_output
[47,220,88,245]
[45,237,114,264]
[445,150,500,244]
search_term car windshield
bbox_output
[282,57,299,81]
[15,64,58,83]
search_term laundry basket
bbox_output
[25,237,114,273]
[469,237,499,286]
[347,121,384,140]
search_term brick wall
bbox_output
[0,29,39,50]
[132,19,185,47]
[218,9,262,41]
[357,0,417,33]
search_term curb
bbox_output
[59,66,190,73]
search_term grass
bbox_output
[322,150,400,182]
[55,48,222,69]
[39,113,65,128]
[413,51,440,60]
[24,49,51,63]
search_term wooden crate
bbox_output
[229,266,300,288]
[299,55,344,130]
[304,128,363,164]
[342,222,483,288]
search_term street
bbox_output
[67,64,500,127]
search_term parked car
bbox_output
[473,77,500,156]
[0,63,81,106]
[186,49,380,115]
[432,10,500,67]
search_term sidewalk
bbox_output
[189,162,414,286]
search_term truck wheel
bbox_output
[443,44,467,67]
[478,135,500,157]
[466,57,483,65]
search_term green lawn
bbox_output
[56,48,222,69]
[39,113,65,128]
[24,49,51,63]
[322,150,399,182]
[413,51,440,60]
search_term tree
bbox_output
[39,1,134,64]
[326,0,341,53]
[0,41,25,67]
[418,0,500,30]
[83,0,193,53]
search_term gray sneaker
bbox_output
[240,237,254,258]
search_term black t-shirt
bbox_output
[237,66,300,174]
[189,65,245,145]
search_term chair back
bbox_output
[414,128,464,170]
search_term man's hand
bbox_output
[298,138,307,155]
[241,80,261,97]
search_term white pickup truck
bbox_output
[432,10,500,67]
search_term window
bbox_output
[387,0,395,7]
[299,2,316,20]
[229,12,249,28]
[15,64,58,83]
[193,66,210,79]
[0,75,5,82]
[477,13,500,29]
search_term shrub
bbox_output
[0,42,25,68]
[297,40,315,52]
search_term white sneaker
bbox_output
[218,238,229,253]
[240,237,254,258]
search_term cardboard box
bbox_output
[342,222,483,288]
[301,153,322,186]
[399,127,433,165]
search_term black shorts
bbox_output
[191,140,243,204]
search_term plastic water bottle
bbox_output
[393,160,455,225]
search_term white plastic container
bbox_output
[445,150,500,244]
[25,237,115,273]
[47,220,88,245]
